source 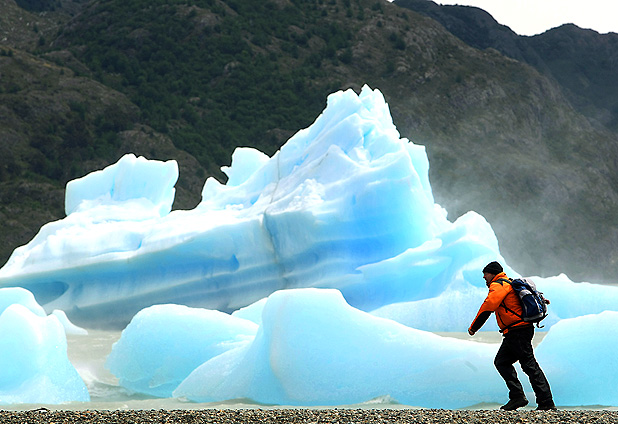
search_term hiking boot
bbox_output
[536,402,557,411]
[500,398,529,410]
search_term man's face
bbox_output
[483,272,495,286]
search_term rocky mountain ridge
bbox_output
[396,0,618,132]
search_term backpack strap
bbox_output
[495,277,525,332]
[495,278,519,316]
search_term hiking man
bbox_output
[468,261,557,411]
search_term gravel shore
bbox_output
[1,409,617,424]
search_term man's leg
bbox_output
[515,328,555,407]
[494,335,527,403]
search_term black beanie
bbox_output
[483,261,503,275]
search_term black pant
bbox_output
[494,326,553,405]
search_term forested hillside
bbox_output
[1,0,617,284]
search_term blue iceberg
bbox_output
[0,85,617,407]
[0,86,504,328]
[173,288,503,408]
[105,304,257,398]
[0,288,89,405]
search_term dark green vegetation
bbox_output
[1,0,617,284]
[54,0,350,171]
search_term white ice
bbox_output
[0,86,504,328]
[535,311,618,406]
[0,86,617,407]
[105,304,257,398]
[173,288,504,408]
[0,289,89,405]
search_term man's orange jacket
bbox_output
[469,272,531,334]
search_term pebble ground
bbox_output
[1,409,617,424]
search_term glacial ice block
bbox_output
[65,153,178,217]
[0,86,477,328]
[106,304,257,398]
[173,288,505,408]
[109,285,618,407]
[536,310,618,406]
[0,303,89,404]
[0,287,46,317]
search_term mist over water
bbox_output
[433,193,615,287]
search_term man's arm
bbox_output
[468,283,508,335]
[468,310,492,335]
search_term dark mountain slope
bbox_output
[382,49,618,284]
[526,24,618,131]
[391,0,618,282]
[0,46,206,261]
[395,0,618,132]
[393,0,540,62]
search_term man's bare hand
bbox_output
[468,328,475,336]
